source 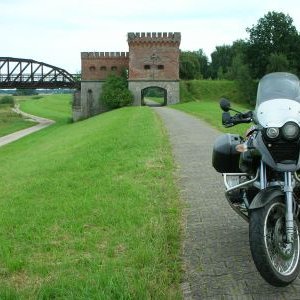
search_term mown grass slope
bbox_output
[19,94,72,124]
[0,95,182,299]
[180,80,242,103]
[176,80,253,136]
[0,104,36,137]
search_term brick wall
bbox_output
[81,52,129,81]
[128,32,181,81]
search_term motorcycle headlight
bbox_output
[282,122,300,140]
[266,127,280,139]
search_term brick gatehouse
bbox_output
[73,32,181,121]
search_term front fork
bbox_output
[284,172,294,243]
[260,162,294,243]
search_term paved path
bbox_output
[153,106,300,299]
[0,106,55,147]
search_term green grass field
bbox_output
[171,101,251,137]
[0,95,182,299]
[19,94,72,124]
[180,80,242,103]
[0,103,36,137]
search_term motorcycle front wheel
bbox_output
[249,196,300,286]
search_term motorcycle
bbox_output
[212,72,300,286]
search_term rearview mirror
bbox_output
[222,112,231,125]
[220,98,231,112]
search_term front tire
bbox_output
[249,196,300,286]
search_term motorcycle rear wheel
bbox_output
[249,196,300,286]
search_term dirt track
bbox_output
[154,106,300,299]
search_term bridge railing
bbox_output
[0,74,80,83]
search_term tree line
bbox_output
[179,11,300,104]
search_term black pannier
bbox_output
[212,134,242,173]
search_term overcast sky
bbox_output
[1,0,300,73]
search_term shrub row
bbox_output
[0,96,15,106]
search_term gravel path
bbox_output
[153,106,300,300]
[0,105,54,148]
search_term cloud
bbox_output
[1,0,300,72]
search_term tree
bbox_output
[231,54,257,105]
[266,53,290,73]
[246,11,300,78]
[100,75,133,109]
[210,45,233,79]
[179,50,209,80]
[194,49,210,79]
[231,40,249,58]
[179,51,201,80]
[226,40,249,80]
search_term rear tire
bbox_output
[249,196,300,286]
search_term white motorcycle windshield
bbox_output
[256,99,300,127]
[255,72,300,128]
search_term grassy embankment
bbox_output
[0,98,36,137]
[0,95,182,299]
[173,80,253,136]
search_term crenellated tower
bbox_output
[128,32,180,80]
[73,32,181,121]
[127,32,181,105]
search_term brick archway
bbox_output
[141,86,167,106]
[129,81,179,106]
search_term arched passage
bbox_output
[128,81,180,106]
[141,86,167,107]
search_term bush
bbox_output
[101,75,134,109]
[0,95,15,106]
[179,81,196,102]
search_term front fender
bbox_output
[249,187,284,210]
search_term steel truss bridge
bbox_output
[0,57,80,89]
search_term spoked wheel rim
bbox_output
[264,202,300,276]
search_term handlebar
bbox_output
[222,111,253,127]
